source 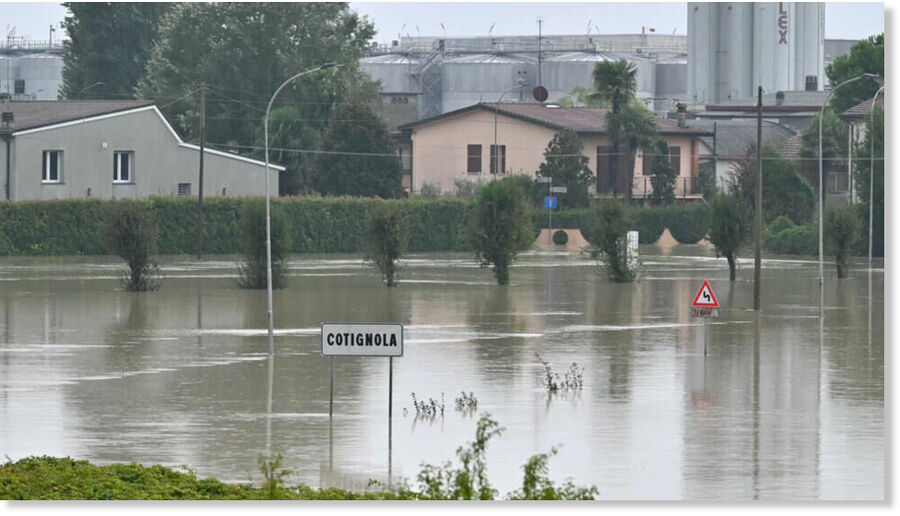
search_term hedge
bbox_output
[0,196,472,256]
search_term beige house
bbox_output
[401,102,713,199]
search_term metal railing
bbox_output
[631,175,703,199]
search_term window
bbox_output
[669,146,681,174]
[113,151,134,183]
[489,144,506,174]
[14,80,25,94]
[467,144,482,174]
[42,150,62,183]
[178,183,192,196]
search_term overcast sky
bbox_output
[0,1,885,43]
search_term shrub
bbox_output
[552,230,569,245]
[364,203,410,287]
[468,177,534,285]
[104,201,161,291]
[237,198,292,289]
[590,198,635,282]
[507,448,598,500]
[419,182,442,200]
[826,204,862,278]
[631,203,710,244]
[729,146,816,224]
[452,178,484,200]
[764,222,817,255]
[0,229,14,255]
[699,162,717,201]
[708,194,752,281]
[766,215,795,235]
[648,139,677,205]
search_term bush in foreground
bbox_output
[364,203,410,287]
[104,201,161,291]
[469,177,534,285]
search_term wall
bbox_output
[8,107,278,201]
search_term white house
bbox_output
[0,100,282,201]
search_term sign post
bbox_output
[321,322,404,418]
[691,280,720,356]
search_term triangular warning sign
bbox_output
[691,280,719,307]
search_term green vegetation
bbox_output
[763,217,817,256]
[799,110,849,208]
[313,102,404,198]
[607,102,658,203]
[698,162,717,201]
[537,129,594,209]
[729,146,816,224]
[592,59,638,196]
[825,33,884,113]
[469,177,534,285]
[708,194,753,281]
[826,204,862,278]
[61,2,172,100]
[853,105,884,257]
[648,140,677,206]
[1,414,597,500]
[552,230,569,245]
[590,198,635,283]
[237,198,291,289]
[135,2,380,196]
[103,201,161,291]
[364,203,410,287]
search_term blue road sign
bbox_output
[544,196,557,209]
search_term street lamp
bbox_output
[867,86,883,280]
[817,72,879,312]
[75,81,105,99]
[493,79,526,177]
[263,63,340,355]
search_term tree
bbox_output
[826,204,861,279]
[853,105,884,256]
[61,3,173,100]
[606,102,658,203]
[708,194,753,281]
[364,203,410,287]
[314,102,403,198]
[648,140,676,205]
[238,198,292,289]
[592,59,637,196]
[536,130,593,209]
[826,33,884,113]
[469,177,534,285]
[589,198,635,283]
[799,109,849,212]
[698,162,718,201]
[729,146,816,224]
[104,201,161,291]
[136,3,379,194]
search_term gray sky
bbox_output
[0,1,886,43]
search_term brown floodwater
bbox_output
[0,247,884,500]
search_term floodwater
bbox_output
[0,247,884,500]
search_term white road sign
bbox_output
[321,323,403,357]
[549,186,568,193]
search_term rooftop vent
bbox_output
[1,111,13,128]
[775,91,785,105]
[676,102,687,128]
[805,75,818,91]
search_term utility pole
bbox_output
[197,83,206,259]
[753,86,762,311]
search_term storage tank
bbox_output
[688,2,824,107]
[360,53,418,94]
[441,53,537,113]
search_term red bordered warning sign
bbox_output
[691,280,719,308]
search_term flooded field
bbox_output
[0,248,884,500]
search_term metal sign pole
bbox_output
[704,318,708,356]
[388,356,393,418]
[548,177,553,244]
[329,356,334,418]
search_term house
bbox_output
[400,102,713,199]
[0,100,282,201]
[839,93,884,204]
[693,119,798,190]
[696,90,830,133]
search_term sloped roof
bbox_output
[841,94,884,119]
[402,102,713,136]
[0,100,154,135]
[693,119,796,160]
[704,90,829,112]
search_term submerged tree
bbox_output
[238,198,292,289]
[104,201,161,291]
[590,198,636,283]
[364,203,410,287]
[708,194,752,281]
[826,204,861,278]
[469,177,534,285]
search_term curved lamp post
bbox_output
[817,72,879,313]
[75,81,105,99]
[867,86,884,280]
[493,79,526,177]
[263,63,340,355]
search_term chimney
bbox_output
[775,91,785,106]
[805,75,818,91]
[676,102,687,128]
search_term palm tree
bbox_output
[592,60,638,197]
[606,103,658,203]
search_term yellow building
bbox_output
[401,103,714,199]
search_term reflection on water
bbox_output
[0,250,884,500]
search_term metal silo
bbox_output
[441,53,537,113]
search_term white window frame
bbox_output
[113,151,134,184]
[42,150,63,184]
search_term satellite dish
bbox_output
[533,86,549,102]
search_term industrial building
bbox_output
[0,40,63,101]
